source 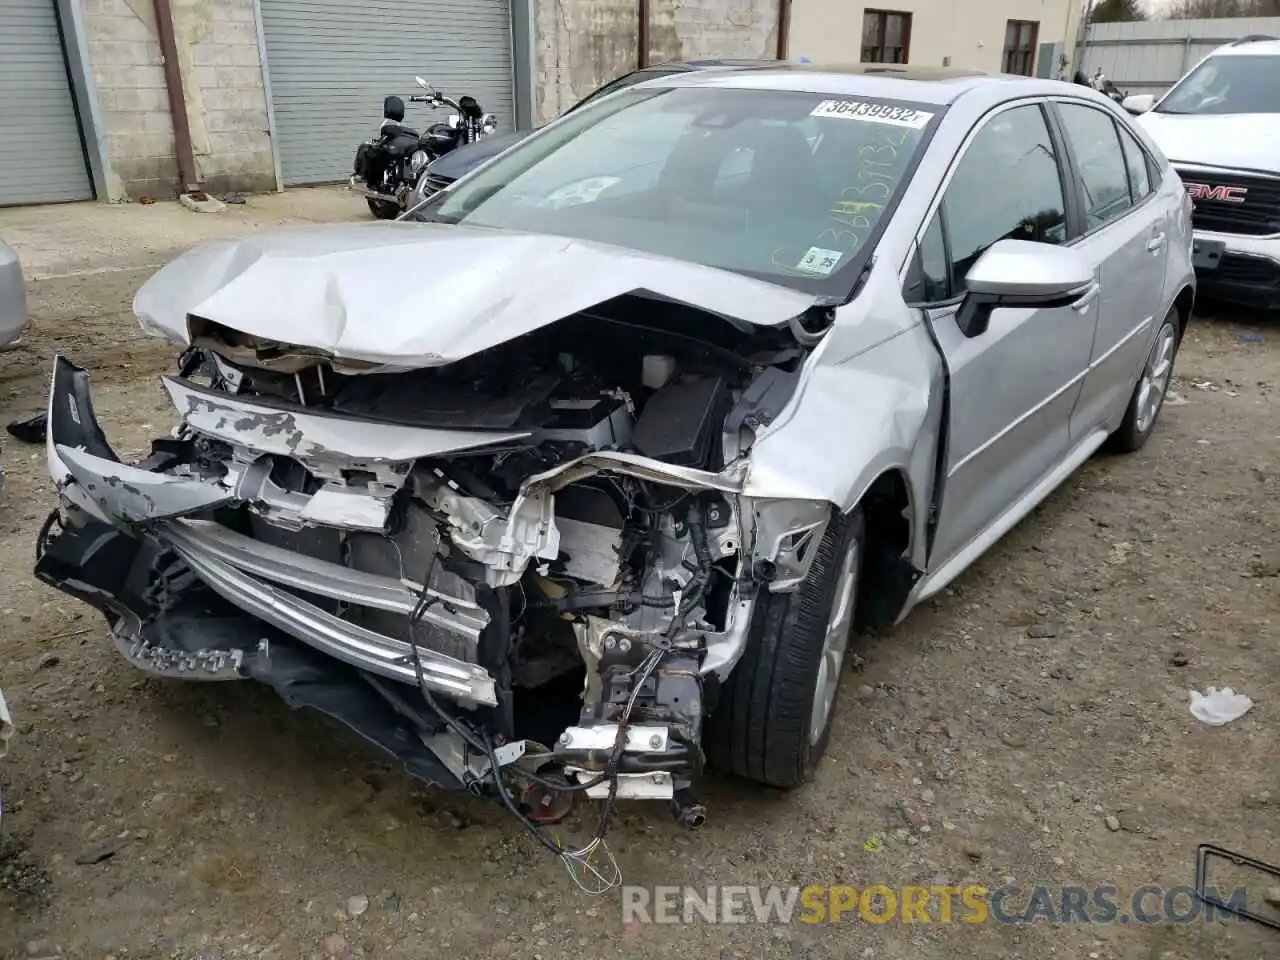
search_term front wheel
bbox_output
[1108,310,1180,453]
[366,198,399,220]
[705,506,865,788]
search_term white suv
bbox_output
[1123,35,1280,308]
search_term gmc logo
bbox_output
[1184,182,1248,204]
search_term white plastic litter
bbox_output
[0,687,10,824]
[1189,687,1254,726]
[0,688,10,760]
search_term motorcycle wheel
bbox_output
[367,198,400,220]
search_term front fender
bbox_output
[743,323,944,570]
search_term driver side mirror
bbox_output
[956,240,1096,338]
[1122,94,1155,115]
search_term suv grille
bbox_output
[1175,167,1280,236]
[420,172,454,197]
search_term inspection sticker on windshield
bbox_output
[796,247,844,276]
[809,99,933,129]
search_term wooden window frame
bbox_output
[861,9,912,65]
[1003,19,1039,76]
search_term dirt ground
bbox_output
[0,191,1276,960]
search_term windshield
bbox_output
[421,86,940,295]
[1156,55,1280,115]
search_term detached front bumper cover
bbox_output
[42,356,497,705]
[35,357,506,789]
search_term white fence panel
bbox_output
[1077,17,1280,98]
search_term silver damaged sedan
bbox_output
[35,65,1194,843]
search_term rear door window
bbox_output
[1056,103,1134,230]
[1117,125,1153,202]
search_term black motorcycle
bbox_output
[1081,69,1127,104]
[1099,78,1127,104]
[350,77,496,220]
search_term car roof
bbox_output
[1208,36,1280,57]
[638,61,1031,106]
[646,58,782,71]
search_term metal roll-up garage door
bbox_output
[260,0,515,186]
[0,0,93,205]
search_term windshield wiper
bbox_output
[843,257,875,305]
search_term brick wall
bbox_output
[81,0,274,199]
[533,0,783,124]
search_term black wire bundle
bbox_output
[404,549,619,858]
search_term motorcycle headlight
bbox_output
[481,113,497,135]
[446,114,460,129]
[409,150,429,175]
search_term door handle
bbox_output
[1147,231,1166,253]
[1071,281,1101,313]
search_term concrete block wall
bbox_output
[178,0,276,194]
[82,0,177,199]
[533,0,783,124]
[81,0,274,199]
[534,0,639,124]
[649,0,781,65]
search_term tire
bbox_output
[1108,309,1181,454]
[367,198,400,220]
[705,506,865,788]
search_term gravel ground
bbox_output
[1,192,1276,960]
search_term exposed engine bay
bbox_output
[36,292,843,879]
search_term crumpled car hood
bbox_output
[134,222,818,370]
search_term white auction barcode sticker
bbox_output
[809,99,934,129]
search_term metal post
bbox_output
[777,0,792,59]
[1072,0,1092,76]
[510,0,537,130]
[638,0,650,68]
[250,0,283,192]
[153,0,201,193]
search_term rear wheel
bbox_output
[367,198,399,220]
[705,506,864,788]
[1108,310,1180,453]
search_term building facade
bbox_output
[0,0,787,206]
[789,0,1086,78]
[0,0,1084,207]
